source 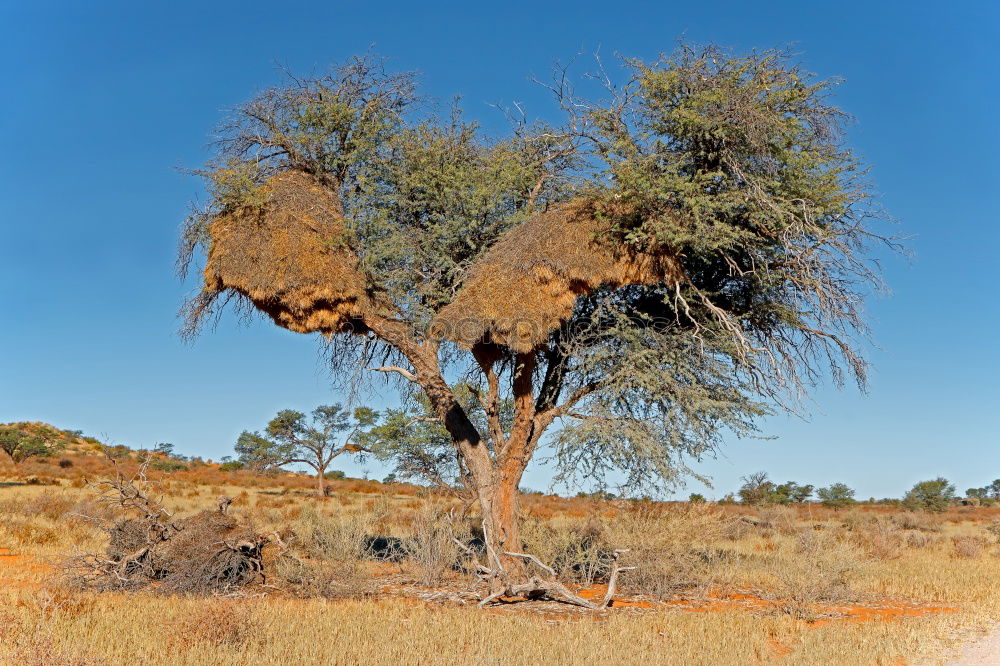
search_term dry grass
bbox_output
[3,478,1000,664]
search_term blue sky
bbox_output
[1,1,997,499]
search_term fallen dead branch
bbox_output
[64,460,269,594]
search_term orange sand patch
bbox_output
[577,585,654,608]
[577,585,957,623]
[0,549,52,590]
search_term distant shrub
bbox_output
[101,444,131,460]
[903,478,956,513]
[57,459,74,468]
[324,470,346,480]
[219,461,245,472]
[816,483,856,509]
[688,493,707,503]
[952,535,989,559]
[150,459,188,472]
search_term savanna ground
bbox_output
[2,451,1000,665]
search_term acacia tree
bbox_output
[236,405,375,495]
[180,48,892,603]
[0,427,52,465]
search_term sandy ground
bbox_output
[945,626,1000,665]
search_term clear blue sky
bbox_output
[1,0,997,499]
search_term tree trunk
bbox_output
[317,470,325,497]
[485,462,526,577]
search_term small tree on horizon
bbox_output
[236,404,377,496]
[903,478,956,513]
[738,471,775,506]
[816,483,856,509]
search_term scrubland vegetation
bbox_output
[3,444,1000,665]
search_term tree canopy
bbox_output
[0,427,55,465]
[236,404,375,495]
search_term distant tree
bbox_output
[688,493,707,503]
[988,479,1000,500]
[816,483,856,509]
[153,443,175,456]
[967,487,989,500]
[360,384,504,496]
[219,460,245,472]
[237,404,376,496]
[738,472,775,506]
[99,444,132,460]
[904,478,956,513]
[0,428,52,465]
[773,481,814,504]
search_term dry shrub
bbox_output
[11,637,101,666]
[892,512,941,532]
[905,530,939,549]
[521,517,613,586]
[403,505,462,586]
[769,529,865,619]
[20,492,76,520]
[7,519,58,545]
[275,557,373,599]
[277,506,376,598]
[157,511,267,593]
[756,506,798,536]
[605,503,736,598]
[952,535,990,559]
[848,517,906,560]
[986,519,1000,543]
[721,517,752,541]
[171,600,256,650]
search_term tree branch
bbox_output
[370,365,418,383]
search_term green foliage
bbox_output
[734,473,811,506]
[737,472,774,506]
[903,478,956,513]
[816,483,856,509]
[101,444,132,461]
[0,427,53,465]
[149,459,188,472]
[219,460,245,472]
[688,493,706,503]
[360,384,502,492]
[234,431,295,473]
[774,482,814,504]
[575,44,887,399]
[153,443,175,456]
[965,479,1000,501]
[324,470,346,480]
[236,404,374,486]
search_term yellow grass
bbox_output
[3,481,1000,665]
